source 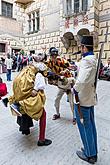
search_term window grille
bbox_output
[66,0,72,14]
[65,0,88,15]
[2,1,13,18]
[28,11,40,34]
[74,0,79,13]
[82,0,88,11]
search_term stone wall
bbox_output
[98,0,110,63]
[23,0,61,54]
[0,0,25,56]
[0,0,110,62]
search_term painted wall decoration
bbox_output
[74,16,78,27]
[82,15,88,24]
[65,18,70,29]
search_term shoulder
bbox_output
[36,72,43,78]
[80,55,96,68]
[83,55,96,63]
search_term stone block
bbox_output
[107,21,110,26]
[56,31,60,36]
[27,42,30,46]
[33,36,36,40]
[99,4,103,11]
[53,37,58,42]
[49,38,53,43]
[46,44,50,49]
[89,18,95,25]
[29,37,32,41]
[37,35,41,40]
[104,43,110,50]
[89,7,95,13]
[100,22,106,28]
[51,32,55,37]
[35,40,39,45]
[40,39,44,44]
[31,41,35,45]
[42,34,46,39]
[108,27,110,33]
[55,42,60,48]
[99,35,105,42]
[103,3,110,10]
[108,35,110,42]
[25,38,29,42]
[100,0,108,3]
[46,34,50,38]
[44,39,49,44]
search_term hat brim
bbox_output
[81,44,93,47]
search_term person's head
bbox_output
[49,47,58,60]
[32,53,47,62]
[36,62,48,77]
[80,36,93,54]
[18,52,20,56]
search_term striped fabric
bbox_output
[46,58,71,77]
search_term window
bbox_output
[32,13,35,32]
[30,50,35,54]
[66,0,72,15]
[36,11,40,31]
[2,1,13,18]
[82,0,88,11]
[74,0,79,13]
[28,14,31,32]
[28,11,40,34]
[0,43,5,52]
[65,0,88,15]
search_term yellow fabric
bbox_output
[9,65,46,120]
[12,65,38,101]
[19,91,46,120]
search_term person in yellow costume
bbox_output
[2,55,52,146]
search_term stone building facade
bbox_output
[0,0,110,63]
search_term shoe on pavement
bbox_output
[52,114,60,120]
[2,98,9,107]
[76,150,97,164]
[81,148,97,162]
[22,129,30,135]
[73,118,76,125]
[10,103,22,116]
[37,139,52,146]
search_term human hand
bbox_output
[31,90,38,96]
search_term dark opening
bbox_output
[30,50,35,54]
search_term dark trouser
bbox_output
[17,109,46,140]
[75,104,98,157]
[7,69,11,81]
[39,109,46,141]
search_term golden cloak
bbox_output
[9,65,46,120]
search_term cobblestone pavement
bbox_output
[0,72,110,165]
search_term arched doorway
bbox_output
[61,32,76,51]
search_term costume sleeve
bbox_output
[34,73,46,91]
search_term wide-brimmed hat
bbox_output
[81,35,93,47]
[49,47,58,56]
